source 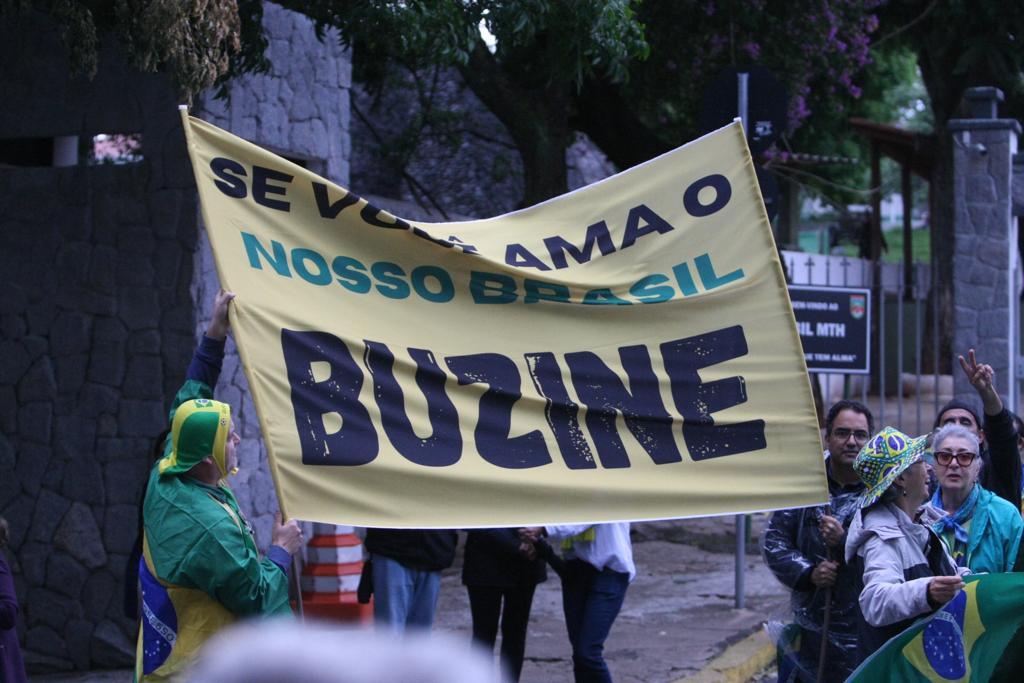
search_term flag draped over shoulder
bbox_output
[848,573,1024,682]
[178,108,826,528]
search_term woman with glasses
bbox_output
[929,423,1023,573]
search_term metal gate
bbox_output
[782,250,945,436]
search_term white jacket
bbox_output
[845,502,963,642]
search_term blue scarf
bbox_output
[931,483,981,545]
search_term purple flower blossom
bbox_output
[788,93,811,132]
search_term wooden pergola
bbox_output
[849,117,937,286]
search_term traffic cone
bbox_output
[298,523,373,622]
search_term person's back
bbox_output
[462,528,547,682]
[363,528,457,632]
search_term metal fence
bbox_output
[781,250,944,435]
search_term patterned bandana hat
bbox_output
[158,398,232,478]
[854,427,930,508]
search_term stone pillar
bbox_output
[949,87,1021,412]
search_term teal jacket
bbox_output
[934,486,1023,574]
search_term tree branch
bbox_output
[572,79,674,171]
[870,0,939,50]
[351,98,451,220]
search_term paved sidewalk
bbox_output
[33,516,787,683]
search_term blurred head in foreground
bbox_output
[185,619,503,683]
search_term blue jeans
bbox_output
[561,559,630,683]
[371,554,442,632]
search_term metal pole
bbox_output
[735,514,746,609]
[735,71,749,610]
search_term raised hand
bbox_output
[958,348,1002,414]
[207,289,236,341]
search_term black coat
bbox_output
[761,459,864,683]
[979,408,1022,512]
[364,528,457,572]
[462,529,547,588]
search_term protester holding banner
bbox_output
[462,528,547,681]
[762,400,872,682]
[363,528,457,632]
[933,350,1022,511]
[135,291,303,682]
[845,428,964,664]
[520,523,633,683]
[928,423,1023,573]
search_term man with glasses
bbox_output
[933,349,1021,511]
[762,400,873,682]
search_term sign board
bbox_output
[789,285,871,374]
[700,66,788,154]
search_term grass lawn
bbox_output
[796,224,930,263]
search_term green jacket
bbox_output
[135,377,290,682]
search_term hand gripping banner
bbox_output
[179,108,828,528]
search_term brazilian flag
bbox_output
[848,573,1024,682]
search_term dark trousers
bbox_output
[561,559,629,683]
[467,584,537,682]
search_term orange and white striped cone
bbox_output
[298,523,373,623]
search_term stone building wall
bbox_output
[350,66,615,219]
[0,3,350,672]
[192,2,352,551]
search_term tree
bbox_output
[873,0,1024,369]
[287,1,883,208]
[288,1,648,207]
[1,0,270,98]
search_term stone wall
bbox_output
[350,66,615,219]
[0,3,350,672]
[0,13,198,671]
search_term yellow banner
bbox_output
[180,109,827,528]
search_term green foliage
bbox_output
[877,0,1024,120]
[621,1,881,145]
[2,0,269,98]
[293,0,649,92]
[779,45,931,210]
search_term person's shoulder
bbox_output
[148,478,234,528]
[979,487,1022,520]
[767,506,808,524]
[861,504,904,536]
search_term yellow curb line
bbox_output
[672,629,774,683]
